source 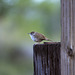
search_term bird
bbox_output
[28,31,52,43]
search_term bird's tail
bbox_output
[45,38,53,42]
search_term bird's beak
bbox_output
[28,33,30,34]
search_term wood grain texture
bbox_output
[33,42,60,75]
[61,0,75,75]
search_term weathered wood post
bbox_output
[33,42,61,75]
[61,0,75,75]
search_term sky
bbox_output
[33,0,60,3]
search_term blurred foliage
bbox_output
[0,0,60,75]
[0,0,60,41]
[0,0,12,17]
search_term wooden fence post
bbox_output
[33,42,61,75]
[61,0,75,75]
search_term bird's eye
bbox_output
[31,32,34,34]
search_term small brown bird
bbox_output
[28,31,52,43]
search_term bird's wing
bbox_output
[33,32,46,40]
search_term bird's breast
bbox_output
[29,35,37,41]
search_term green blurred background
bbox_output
[0,0,60,75]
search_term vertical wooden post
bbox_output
[33,42,60,75]
[61,0,75,75]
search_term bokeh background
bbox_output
[0,0,60,75]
